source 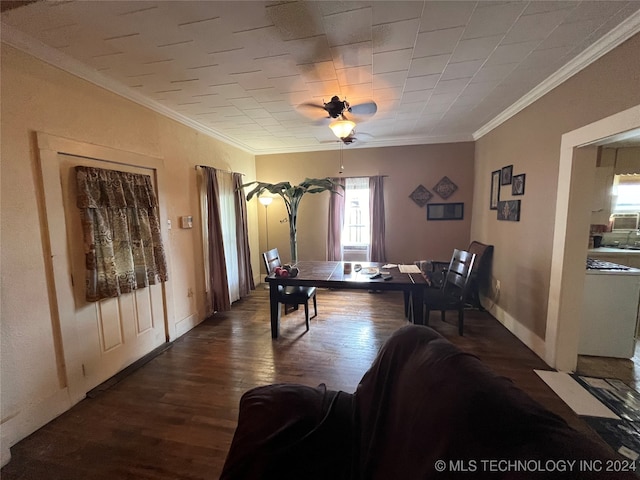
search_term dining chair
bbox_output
[423,248,476,335]
[262,248,317,331]
[419,241,493,309]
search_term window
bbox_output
[343,177,370,249]
[612,175,640,213]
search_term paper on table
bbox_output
[382,264,397,269]
[398,264,421,273]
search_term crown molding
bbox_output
[1,22,256,154]
[473,9,640,140]
[251,133,474,155]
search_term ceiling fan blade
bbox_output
[298,102,327,110]
[349,101,377,116]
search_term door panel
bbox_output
[58,154,166,391]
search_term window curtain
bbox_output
[218,171,241,303]
[233,173,255,297]
[75,166,168,302]
[327,177,346,261]
[369,175,387,262]
[203,167,231,312]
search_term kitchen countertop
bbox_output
[588,247,640,255]
[586,267,640,276]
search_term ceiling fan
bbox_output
[299,95,378,120]
[322,129,373,145]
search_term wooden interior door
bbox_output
[58,153,167,392]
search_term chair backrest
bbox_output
[442,249,476,299]
[262,248,283,274]
[467,241,493,275]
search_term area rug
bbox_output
[535,370,640,464]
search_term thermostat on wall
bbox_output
[181,216,193,229]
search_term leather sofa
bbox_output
[220,325,634,479]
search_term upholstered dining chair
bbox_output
[262,248,317,331]
[423,248,476,335]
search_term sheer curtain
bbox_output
[369,175,387,262]
[218,171,240,302]
[233,173,255,296]
[327,177,346,261]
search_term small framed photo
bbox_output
[501,165,513,185]
[512,174,525,196]
[427,202,464,220]
[490,169,501,210]
[497,200,521,221]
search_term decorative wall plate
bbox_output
[409,184,433,207]
[433,176,458,199]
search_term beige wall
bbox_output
[255,142,475,271]
[0,45,258,464]
[472,33,640,344]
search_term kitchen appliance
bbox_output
[586,258,631,270]
[580,261,640,358]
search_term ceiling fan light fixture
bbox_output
[329,119,356,139]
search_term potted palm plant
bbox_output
[243,178,343,263]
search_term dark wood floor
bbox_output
[578,341,640,391]
[2,287,605,479]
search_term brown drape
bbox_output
[234,173,255,297]
[369,175,386,262]
[75,166,168,302]
[327,177,346,261]
[204,167,231,312]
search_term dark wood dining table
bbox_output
[265,261,428,338]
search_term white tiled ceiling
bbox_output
[2,1,639,154]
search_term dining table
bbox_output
[265,261,428,339]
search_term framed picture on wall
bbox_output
[512,173,526,195]
[497,200,521,221]
[490,169,501,210]
[427,202,464,220]
[501,165,513,185]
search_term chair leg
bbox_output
[423,308,430,326]
[441,310,446,322]
[311,293,318,319]
[458,308,464,336]
[304,301,310,331]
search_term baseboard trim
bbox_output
[175,313,200,338]
[480,294,548,366]
[86,342,172,398]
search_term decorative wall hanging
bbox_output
[433,176,458,199]
[427,202,464,220]
[490,169,501,210]
[409,184,433,207]
[512,173,526,195]
[501,165,513,185]
[497,200,521,221]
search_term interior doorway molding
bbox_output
[36,132,175,404]
[546,104,640,372]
